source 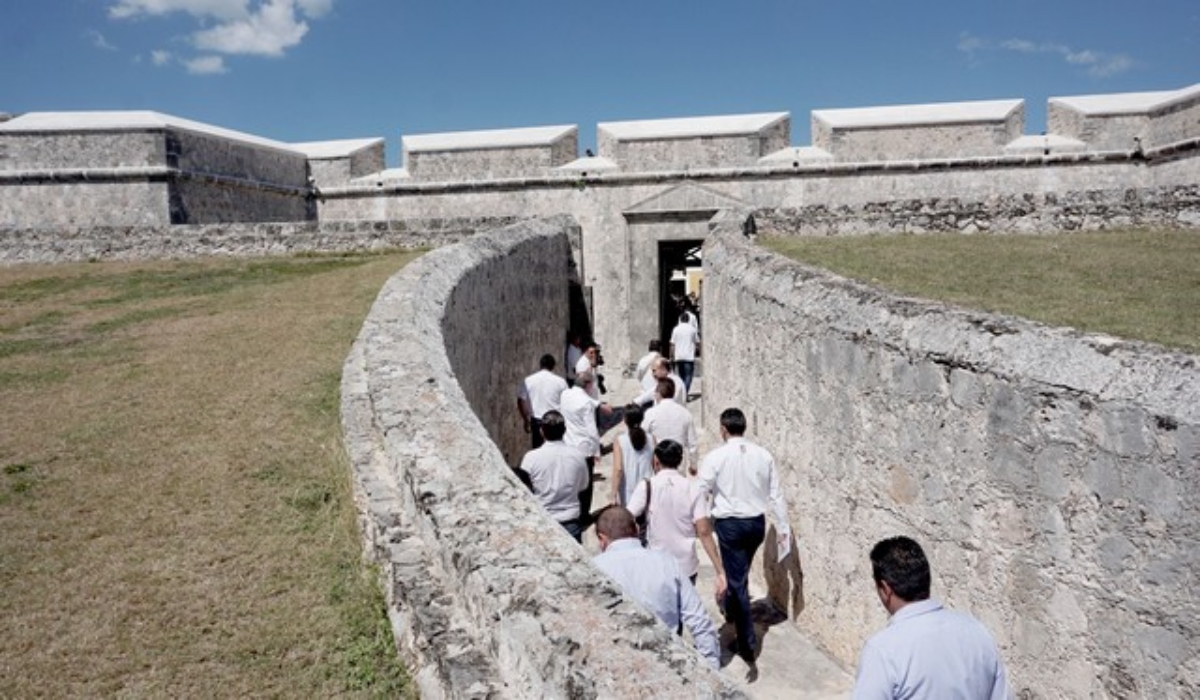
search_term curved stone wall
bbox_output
[702,211,1199,699]
[341,215,741,698]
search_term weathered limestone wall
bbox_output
[596,113,790,172]
[307,143,387,188]
[701,210,1200,699]
[0,216,518,264]
[402,125,579,182]
[341,215,741,698]
[0,180,169,228]
[1048,84,1200,152]
[0,130,163,170]
[170,129,306,187]
[755,184,1200,236]
[318,147,1200,370]
[811,100,1024,162]
[409,144,571,181]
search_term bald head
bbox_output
[595,506,639,542]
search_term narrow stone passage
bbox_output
[585,372,854,698]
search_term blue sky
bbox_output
[2,1,1197,165]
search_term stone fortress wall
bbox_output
[341,215,741,698]
[702,211,1200,699]
[3,82,1200,697]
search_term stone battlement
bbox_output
[3,83,1198,229]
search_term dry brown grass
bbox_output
[0,252,421,697]
[762,228,1200,354]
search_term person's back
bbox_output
[614,431,653,505]
[560,384,600,458]
[641,469,704,575]
[854,536,1010,700]
[524,441,588,519]
[646,395,693,443]
[856,601,1007,700]
[592,506,720,670]
[700,437,776,517]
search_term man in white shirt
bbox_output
[697,407,791,669]
[574,343,601,400]
[632,357,686,410]
[560,371,613,517]
[519,411,591,542]
[565,331,584,386]
[517,353,568,449]
[853,536,1011,700]
[592,506,721,670]
[669,311,700,399]
[642,378,698,473]
[627,440,726,601]
[635,340,662,383]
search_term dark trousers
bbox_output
[559,518,583,543]
[596,405,625,436]
[714,514,765,663]
[580,456,596,521]
[675,360,695,396]
[529,416,544,450]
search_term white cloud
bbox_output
[86,29,119,51]
[959,32,1133,78]
[152,49,173,65]
[109,0,333,64]
[185,55,228,74]
[193,0,310,57]
[110,0,249,21]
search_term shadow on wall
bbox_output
[763,528,806,620]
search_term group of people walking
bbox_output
[514,320,1011,698]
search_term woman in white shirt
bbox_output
[610,404,654,507]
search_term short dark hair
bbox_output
[870,536,931,602]
[539,353,556,371]
[656,378,675,399]
[653,440,683,469]
[648,339,662,352]
[539,410,566,442]
[596,506,639,541]
[719,408,747,436]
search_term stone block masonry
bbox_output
[701,210,1200,699]
[341,216,743,698]
[0,216,520,264]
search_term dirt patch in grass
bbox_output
[0,252,420,697]
[762,228,1200,354]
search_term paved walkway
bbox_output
[584,371,854,698]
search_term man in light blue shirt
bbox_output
[854,536,1011,700]
[592,506,721,670]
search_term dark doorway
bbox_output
[657,240,703,348]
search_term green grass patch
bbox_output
[0,250,420,697]
[762,228,1200,353]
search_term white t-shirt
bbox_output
[670,322,700,361]
[643,398,697,466]
[560,386,601,458]
[518,369,568,419]
[520,441,590,522]
[627,469,709,578]
[697,437,790,538]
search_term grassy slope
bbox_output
[0,253,420,697]
[762,229,1200,354]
